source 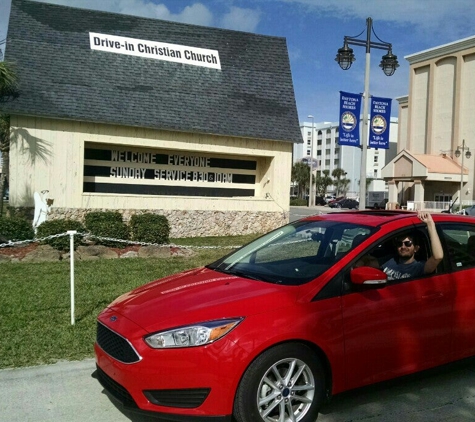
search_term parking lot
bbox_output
[290,205,329,222]
[2,355,475,421]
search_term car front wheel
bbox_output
[233,343,326,422]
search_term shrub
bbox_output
[84,211,129,248]
[0,216,35,242]
[129,213,170,244]
[36,219,85,251]
[290,198,307,206]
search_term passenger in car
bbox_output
[382,211,443,280]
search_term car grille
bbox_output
[96,321,141,364]
[143,388,211,408]
[96,365,138,408]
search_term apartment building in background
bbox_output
[296,119,398,199]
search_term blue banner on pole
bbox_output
[369,96,392,149]
[339,91,362,147]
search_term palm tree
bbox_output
[291,162,310,199]
[331,168,351,196]
[0,61,18,215]
[314,170,333,197]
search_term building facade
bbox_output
[384,35,475,209]
[296,119,398,198]
[1,0,303,237]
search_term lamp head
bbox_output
[380,49,399,76]
[335,42,355,70]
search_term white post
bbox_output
[359,51,371,210]
[67,230,77,325]
[308,115,315,207]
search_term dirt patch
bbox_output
[0,243,142,260]
[0,243,39,260]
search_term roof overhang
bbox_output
[382,149,468,182]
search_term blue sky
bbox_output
[1,0,475,122]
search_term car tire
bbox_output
[233,343,326,422]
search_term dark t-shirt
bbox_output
[382,258,425,280]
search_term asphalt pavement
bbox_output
[290,205,330,222]
[2,357,475,421]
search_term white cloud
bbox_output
[151,3,214,26]
[280,0,475,38]
[27,1,215,26]
[27,1,261,30]
[220,7,261,32]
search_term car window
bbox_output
[207,220,375,285]
[439,224,475,270]
[344,227,434,286]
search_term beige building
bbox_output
[383,36,475,209]
[2,0,302,237]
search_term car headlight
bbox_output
[144,318,243,349]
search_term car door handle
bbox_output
[422,292,444,300]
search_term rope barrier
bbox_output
[0,231,243,250]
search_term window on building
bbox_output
[307,131,311,137]
[317,140,322,146]
[307,139,311,145]
[435,194,452,202]
[307,150,310,156]
[317,151,322,156]
[374,156,379,165]
[374,169,378,177]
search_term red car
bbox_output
[95,210,475,422]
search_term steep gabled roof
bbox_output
[2,0,302,144]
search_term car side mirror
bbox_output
[350,266,387,286]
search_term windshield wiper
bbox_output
[210,266,285,283]
[210,266,267,282]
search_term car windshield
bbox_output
[207,219,376,285]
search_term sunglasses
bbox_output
[395,240,413,248]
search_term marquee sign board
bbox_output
[83,143,257,197]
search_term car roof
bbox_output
[302,210,475,228]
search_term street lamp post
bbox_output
[308,115,315,207]
[335,17,399,210]
[455,139,471,211]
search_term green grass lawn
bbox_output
[0,234,260,369]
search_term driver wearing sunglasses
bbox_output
[382,211,444,280]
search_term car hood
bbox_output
[106,267,298,332]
